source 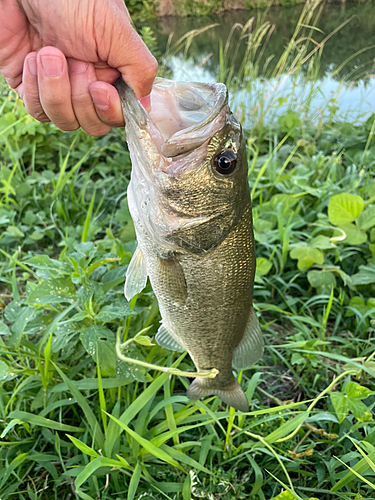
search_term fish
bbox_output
[115,77,263,412]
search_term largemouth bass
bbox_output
[116,78,263,412]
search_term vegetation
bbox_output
[1,2,375,499]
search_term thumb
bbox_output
[104,10,158,99]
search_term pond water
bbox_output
[145,2,375,123]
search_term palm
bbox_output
[0,1,42,88]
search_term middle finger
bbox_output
[36,47,79,131]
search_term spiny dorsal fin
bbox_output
[124,246,148,301]
[232,308,263,370]
[155,324,184,352]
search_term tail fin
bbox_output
[186,378,249,412]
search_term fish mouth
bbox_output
[115,77,228,160]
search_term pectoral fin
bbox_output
[124,246,148,301]
[156,254,187,303]
[233,308,263,370]
[155,324,184,351]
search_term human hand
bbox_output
[0,0,158,136]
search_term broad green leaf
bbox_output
[346,297,370,318]
[328,193,364,226]
[358,204,375,231]
[310,235,336,249]
[290,246,324,271]
[27,278,76,304]
[6,225,24,238]
[256,257,273,276]
[133,335,155,347]
[347,399,372,422]
[346,381,374,399]
[307,270,336,294]
[0,360,13,381]
[330,392,348,423]
[26,255,71,279]
[338,223,367,245]
[0,321,11,335]
[80,325,116,375]
[352,264,375,285]
[95,304,132,323]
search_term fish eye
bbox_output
[213,150,237,176]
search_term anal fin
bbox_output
[124,246,148,301]
[233,308,263,370]
[155,324,184,352]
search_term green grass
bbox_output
[1,6,375,499]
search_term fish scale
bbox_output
[116,77,263,412]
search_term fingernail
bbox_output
[90,88,109,110]
[28,57,37,76]
[68,59,89,74]
[40,55,63,77]
[140,95,151,112]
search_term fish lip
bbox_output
[115,77,229,159]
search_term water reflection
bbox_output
[145,2,375,121]
[149,3,375,81]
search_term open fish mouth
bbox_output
[115,78,229,160]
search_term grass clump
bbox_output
[1,5,375,499]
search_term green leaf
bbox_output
[80,326,116,375]
[328,193,364,226]
[290,246,324,271]
[27,255,71,279]
[265,412,309,443]
[53,364,104,449]
[310,235,336,249]
[0,360,13,381]
[128,462,141,500]
[338,223,367,245]
[6,225,24,238]
[352,264,375,286]
[95,304,133,323]
[105,412,183,470]
[358,205,375,231]
[256,257,273,276]
[50,378,132,393]
[27,278,76,304]
[29,231,44,241]
[7,411,84,432]
[330,392,349,423]
[133,335,155,347]
[347,399,372,422]
[307,270,336,294]
[345,381,373,399]
[0,321,11,335]
[66,435,100,457]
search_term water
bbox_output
[145,2,375,123]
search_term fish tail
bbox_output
[186,378,249,412]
